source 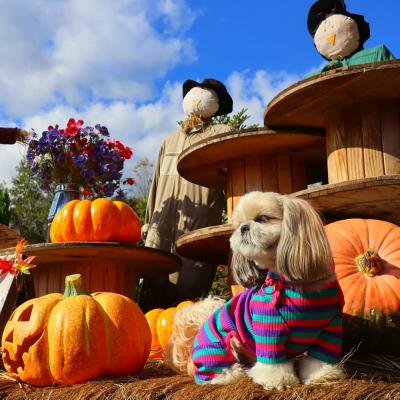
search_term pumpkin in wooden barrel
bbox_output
[325,218,400,354]
[50,198,141,244]
[1,274,151,386]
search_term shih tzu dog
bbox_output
[165,191,345,390]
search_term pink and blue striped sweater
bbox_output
[192,272,343,384]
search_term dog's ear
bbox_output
[276,196,333,281]
[231,250,264,288]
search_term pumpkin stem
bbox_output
[64,274,90,298]
[355,250,385,278]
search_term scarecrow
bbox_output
[306,0,396,76]
[140,78,234,309]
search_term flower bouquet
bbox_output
[26,118,134,198]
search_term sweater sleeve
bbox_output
[251,292,289,364]
[308,313,343,364]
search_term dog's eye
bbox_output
[255,215,271,223]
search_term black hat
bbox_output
[182,78,233,116]
[307,0,370,52]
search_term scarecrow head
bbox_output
[308,0,370,60]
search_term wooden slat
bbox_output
[345,106,365,180]
[361,100,385,178]
[245,155,262,192]
[326,111,348,184]
[382,100,400,176]
[262,155,278,192]
[231,160,246,211]
[291,157,307,192]
[294,175,400,225]
[277,154,292,194]
[226,168,234,223]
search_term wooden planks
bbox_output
[327,110,348,184]
[294,175,400,225]
[265,61,400,128]
[326,100,400,184]
[362,101,385,178]
[177,127,325,188]
[345,106,364,180]
[261,155,278,192]
[226,151,317,220]
[1,243,181,301]
[382,100,400,175]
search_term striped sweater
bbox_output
[192,272,344,384]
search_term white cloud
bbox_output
[0,0,196,116]
[226,69,300,126]
[0,69,302,187]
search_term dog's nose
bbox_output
[241,224,250,235]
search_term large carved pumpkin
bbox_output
[50,199,141,244]
[145,301,193,358]
[1,274,151,386]
[325,218,400,353]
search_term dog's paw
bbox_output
[298,356,345,384]
[247,361,300,390]
[210,363,245,385]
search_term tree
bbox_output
[212,108,259,130]
[0,183,11,225]
[9,158,54,243]
[131,158,154,200]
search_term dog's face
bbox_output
[229,192,283,271]
[229,191,334,288]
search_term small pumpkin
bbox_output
[1,274,151,386]
[50,198,141,244]
[145,301,194,358]
[325,218,400,352]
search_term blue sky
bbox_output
[0,0,399,185]
[167,1,400,81]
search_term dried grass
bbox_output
[1,358,400,400]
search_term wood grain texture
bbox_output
[294,175,400,225]
[277,154,292,193]
[177,127,325,188]
[291,157,307,192]
[262,155,278,192]
[361,100,385,177]
[344,106,365,180]
[265,61,400,128]
[230,159,246,213]
[176,224,233,265]
[381,100,400,176]
[245,155,263,192]
[326,111,348,184]
[226,168,234,223]
[0,243,181,300]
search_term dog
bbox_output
[165,191,345,390]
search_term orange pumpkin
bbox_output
[325,219,400,353]
[145,301,194,358]
[1,274,151,386]
[50,198,141,244]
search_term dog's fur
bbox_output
[165,191,345,390]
